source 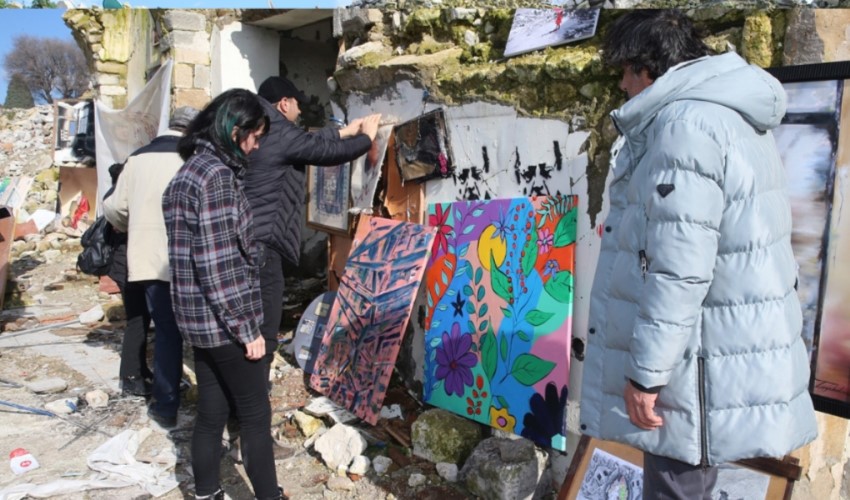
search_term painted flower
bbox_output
[428,204,453,257]
[492,209,510,243]
[451,294,466,317]
[544,259,560,277]
[537,228,553,254]
[435,322,477,397]
[490,406,517,432]
[521,382,568,449]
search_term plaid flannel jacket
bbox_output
[162,141,263,348]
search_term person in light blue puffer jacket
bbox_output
[580,10,818,498]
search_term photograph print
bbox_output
[504,8,600,58]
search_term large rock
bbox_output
[459,437,551,500]
[293,410,323,438]
[411,408,482,465]
[26,377,68,394]
[313,423,367,470]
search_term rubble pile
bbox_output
[0,105,54,178]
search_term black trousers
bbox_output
[643,452,718,500]
[191,343,278,498]
[118,280,151,380]
[258,245,285,382]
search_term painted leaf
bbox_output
[462,224,476,235]
[459,244,470,258]
[467,320,476,334]
[476,285,485,302]
[437,304,448,311]
[517,330,530,342]
[445,259,454,271]
[511,353,556,386]
[497,395,509,410]
[522,227,538,276]
[490,254,511,303]
[501,307,513,318]
[429,338,442,348]
[427,293,433,308]
[553,206,577,247]
[480,320,489,332]
[474,267,483,285]
[463,285,474,297]
[544,270,574,303]
[435,282,441,296]
[472,208,485,217]
[441,271,449,285]
[526,309,554,326]
[481,329,497,380]
[465,301,476,315]
[432,320,441,329]
[499,334,508,362]
[446,289,457,296]
[478,303,489,317]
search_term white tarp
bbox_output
[93,59,173,211]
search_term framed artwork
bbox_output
[767,61,850,418]
[306,162,352,236]
[394,109,454,183]
[423,195,576,450]
[309,216,436,424]
[558,436,802,500]
[504,8,600,58]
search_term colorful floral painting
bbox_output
[424,196,575,450]
[310,216,436,424]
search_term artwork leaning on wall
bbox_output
[423,195,576,451]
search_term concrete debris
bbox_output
[326,475,356,492]
[348,455,370,475]
[313,423,367,470]
[293,410,324,438]
[436,462,458,482]
[408,473,426,487]
[303,425,328,449]
[412,408,482,465]
[379,403,403,420]
[372,455,392,476]
[44,397,78,414]
[26,377,68,394]
[78,304,104,324]
[459,437,552,500]
[85,389,109,408]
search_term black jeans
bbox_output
[643,452,718,500]
[118,281,151,380]
[191,343,277,498]
[258,245,285,382]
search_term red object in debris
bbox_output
[13,219,38,241]
[71,195,90,229]
[99,275,120,294]
[555,8,564,29]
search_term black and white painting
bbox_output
[504,8,600,58]
[577,448,642,500]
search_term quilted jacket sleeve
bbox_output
[278,121,371,167]
[626,118,725,389]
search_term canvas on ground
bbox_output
[423,195,575,450]
[310,216,436,424]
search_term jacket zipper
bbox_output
[638,250,648,282]
[698,357,708,468]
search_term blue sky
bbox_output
[0,2,347,103]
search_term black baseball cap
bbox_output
[258,76,308,105]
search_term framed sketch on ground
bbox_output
[766,61,850,418]
[558,436,802,500]
[306,162,353,236]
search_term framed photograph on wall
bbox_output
[767,61,850,419]
[306,162,353,236]
[558,436,802,500]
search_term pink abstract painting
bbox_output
[309,216,436,424]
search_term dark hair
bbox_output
[603,10,712,80]
[178,88,269,164]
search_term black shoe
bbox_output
[121,376,152,397]
[147,407,177,428]
[195,487,224,500]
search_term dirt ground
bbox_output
[0,245,476,499]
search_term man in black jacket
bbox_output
[247,76,380,380]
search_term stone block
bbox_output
[339,41,389,68]
[174,63,193,88]
[172,47,210,65]
[163,10,206,32]
[94,60,128,76]
[167,30,209,53]
[26,378,68,394]
[96,73,120,86]
[348,455,370,475]
[174,89,211,110]
[373,455,392,475]
[98,85,127,96]
[460,437,551,500]
[412,408,482,465]
[437,462,458,482]
[293,410,323,438]
[85,389,109,408]
[194,64,211,90]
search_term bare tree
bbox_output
[3,35,90,104]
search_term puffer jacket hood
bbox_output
[612,52,787,142]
